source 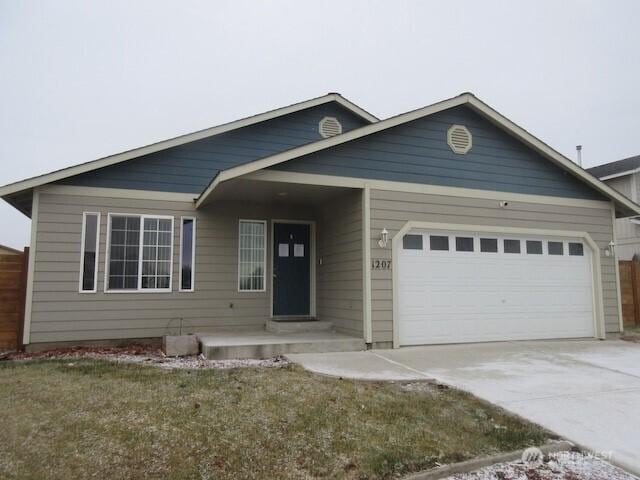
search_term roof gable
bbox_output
[0,93,376,200]
[271,105,603,200]
[59,101,369,193]
[198,93,640,217]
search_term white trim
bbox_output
[196,93,640,217]
[179,216,196,292]
[599,168,640,181]
[362,185,372,343]
[242,170,613,210]
[40,184,197,202]
[612,202,624,334]
[238,219,268,293]
[0,94,377,198]
[22,188,39,345]
[391,221,606,348]
[78,212,101,293]
[104,212,175,293]
[270,219,317,317]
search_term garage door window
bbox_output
[403,234,423,250]
[504,239,521,254]
[456,237,474,252]
[526,240,543,255]
[569,242,584,256]
[430,235,449,251]
[548,241,564,256]
[480,238,498,253]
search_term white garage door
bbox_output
[397,231,595,346]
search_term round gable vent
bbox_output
[447,124,472,154]
[319,117,342,138]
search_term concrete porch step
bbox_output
[197,330,365,360]
[265,319,334,334]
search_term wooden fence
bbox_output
[0,248,28,350]
[619,260,640,327]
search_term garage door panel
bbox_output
[398,230,595,346]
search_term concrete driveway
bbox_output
[288,340,640,475]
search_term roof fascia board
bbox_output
[0,93,376,198]
[599,168,640,181]
[197,93,640,216]
[243,169,612,210]
[333,95,378,123]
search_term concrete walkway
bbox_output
[287,340,640,476]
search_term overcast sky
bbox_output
[1,0,639,248]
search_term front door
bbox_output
[273,222,311,316]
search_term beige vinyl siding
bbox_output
[317,191,363,336]
[30,192,317,343]
[605,175,640,260]
[369,189,620,343]
[607,176,633,199]
[613,217,640,261]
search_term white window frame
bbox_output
[238,219,267,292]
[104,212,175,293]
[79,212,101,293]
[179,216,196,292]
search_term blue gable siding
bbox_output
[60,102,369,193]
[272,106,604,200]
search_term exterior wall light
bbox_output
[605,240,615,257]
[378,228,389,248]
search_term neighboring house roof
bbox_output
[588,154,640,180]
[0,244,22,255]
[196,92,640,217]
[0,93,377,199]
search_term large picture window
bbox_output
[238,220,266,292]
[106,214,174,292]
[79,212,100,292]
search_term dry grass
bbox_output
[0,360,551,479]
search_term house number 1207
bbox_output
[371,259,391,270]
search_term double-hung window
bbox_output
[106,214,174,292]
[238,220,266,292]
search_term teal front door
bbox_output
[273,222,311,316]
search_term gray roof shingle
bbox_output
[588,154,640,178]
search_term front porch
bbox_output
[193,176,367,359]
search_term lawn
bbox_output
[0,360,551,479]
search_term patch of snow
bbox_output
[445,451,638,480]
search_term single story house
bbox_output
[589,155,640,261]
[2,92,639,355]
